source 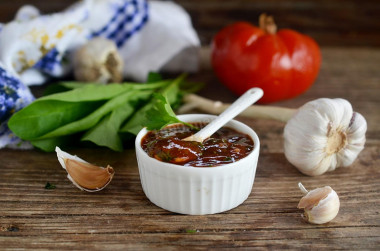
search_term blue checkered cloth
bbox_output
[0,66,34,147]
[33,48,62,75]
[91,0,149,48]
[34,0,149,75]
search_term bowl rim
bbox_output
[135,114,260,172]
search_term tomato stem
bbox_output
[259,13,277,34]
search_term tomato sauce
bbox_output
[141,123,254,167]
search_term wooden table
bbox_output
[0,47,379,249]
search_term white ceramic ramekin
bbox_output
[135,114,260,215]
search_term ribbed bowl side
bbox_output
[136,147,259,215]
[135,114,260,215]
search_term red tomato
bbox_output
[211,15,321,103]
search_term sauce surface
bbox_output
[141,123,254,167]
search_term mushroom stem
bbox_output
[298,182,309,195]
[179,94,296,123]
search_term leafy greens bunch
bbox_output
[8,74,200,152]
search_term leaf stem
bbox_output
[182,122,199,131]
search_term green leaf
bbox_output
[81,90,152,151]
[9,81,171,141]
[43,82,99,96]
[119,74,186,135]
[185,229,198,234]
[145,94,197,131]
[9,100,103,140]
[179,81,205,94]
[38,90,136,139]
[45,182,56,189]
[162,73,186,104]
[81,111,125,151]
[39,84,133,102]
[145,94,181,130]
[84,115,123,151]
[7,74,203,152]
[30,135,73,152]
[147,72,162,83]
[41,81,170,102]
[119,106,150,135]
[9,84,134,140]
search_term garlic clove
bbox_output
[64,159,114,191]
[55,147,114,192]
[297,183,340,224]
[284,98,367,176]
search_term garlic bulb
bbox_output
[297,183,340,224]
[284,98,367,176]
[179,95,367,176]
[55,147,114,192]
[73,37,123,83]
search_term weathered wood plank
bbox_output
[0,141,379,249]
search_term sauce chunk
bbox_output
[141,123,254,167]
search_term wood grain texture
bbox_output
[1,0,379,47]
[1,47,380,249]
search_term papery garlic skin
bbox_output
[284,98,367,176]
[73,37,123,83]
[55,147,114,192]
[298,184,340,224]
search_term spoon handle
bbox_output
[183,88,263,143]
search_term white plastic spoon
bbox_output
[183,88,264,143]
